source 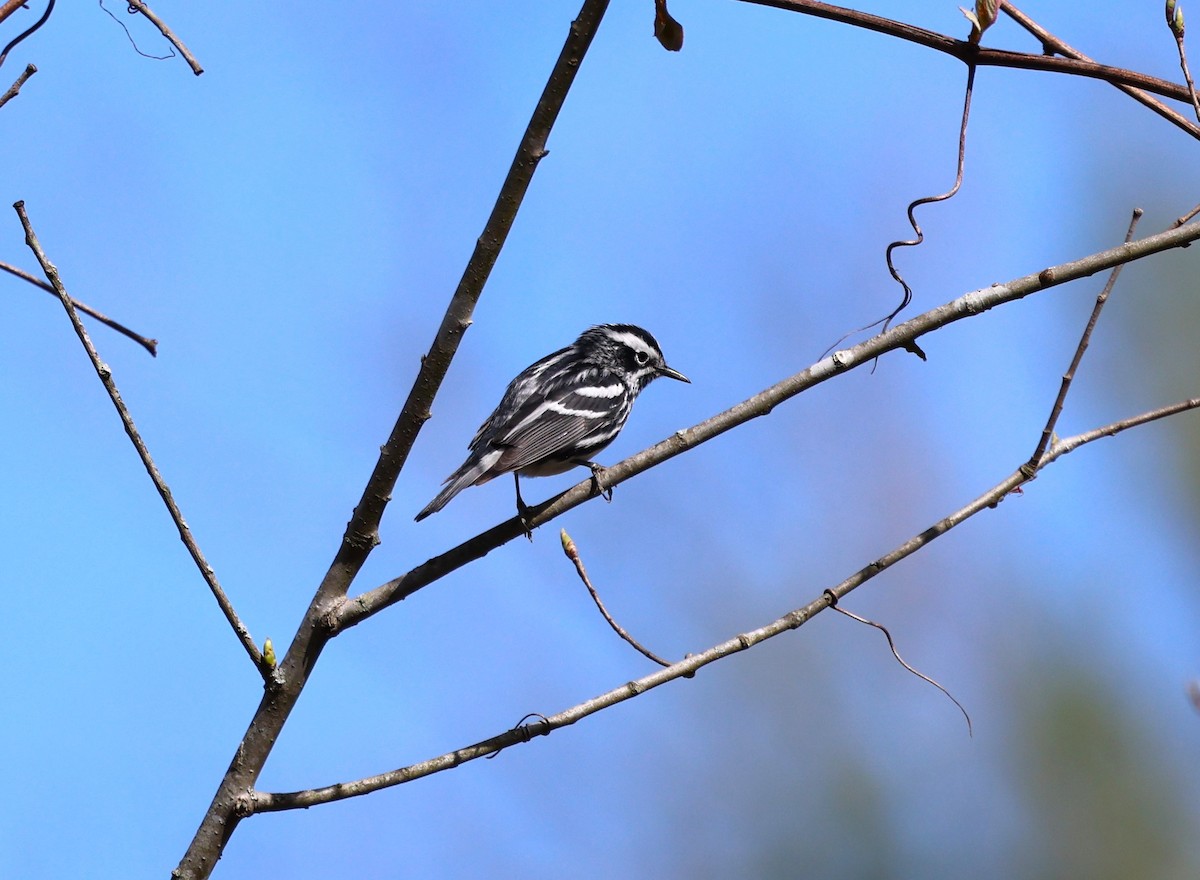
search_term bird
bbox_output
[415,323,689,524]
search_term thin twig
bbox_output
[0,61,35,108]
[250,394,1200,813]
[1,259,158,355]
[825,596,972,736]
[1028,209,1142,468]
[560,529,672,667]
[1044,397,1200,462]
[1170,13,1200,123]
[13,200,268,679]
[336,218,1200,634]
[1003,5,1200,141]
[739,0,1196,103]
[174,4,613,877]
[123,0,203,75]
[100,0,174,62]
[1174,203,1200,227]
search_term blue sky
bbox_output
[3,2,1200,877]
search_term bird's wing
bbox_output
[491,375,630,473]
[467,345,573,449]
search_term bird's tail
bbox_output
[414,456,492,521]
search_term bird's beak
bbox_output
[658,365,690,383]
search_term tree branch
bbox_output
[13,201,268,678]
[739,0,1196,103]
[561,528,672,667]
[0,61,35,109]
[1029,209,1141,468]
[2,258,158,355]
[124,0,204,75]
[336,218,1200,633]
[0,0,25,26]
[250,387,1200,812]
[1002,4,1200,141]
[173,3,612,876]
[1045,398,1200,462]
[167,3,1200,870]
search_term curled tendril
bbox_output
[0,0,56,70]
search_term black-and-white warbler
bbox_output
[415,323,689,522]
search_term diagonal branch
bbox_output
[14,201,269,678]
[2,258,159,355]
[1045,398,1200,461]
[336,218,1200,633]
[561,529,672,667]
[1028,209,1141,467]
[173,3,613,877]
[0,0,26,26]
[251,394,1200,812]
[320,0,611,599]
[739,0,1196,103]
[0,61,35,108]
[1002,4,1200,141]
[123,0,204,75]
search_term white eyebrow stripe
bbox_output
[606,330,656,356]
[573,384,624,398]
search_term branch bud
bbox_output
[560,528,579,562]
[960,0,1002,44]
[1167,0,1186,38]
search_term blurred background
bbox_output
[2,1,1199,877]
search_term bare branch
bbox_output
[250,389,1200,813]
[561,529,672,667]
[1175,203,1200,227]
[123,0,204,75]
[0,0,27,26]
[738,0,1196,103]
[324,0,612,596]
[1166,3,1200,123]
[13,200,269,678]
[173,3,613,876]
[1003,4,1200,141]
[0,61,35,108]
[1045,398,1200,462]
[337,219,1200,633]
[1,258,158,355]
[1028,209,1142,468]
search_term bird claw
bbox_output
[586,462,613,502]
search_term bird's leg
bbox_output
[513,473,533,540]
[581,460,613,502]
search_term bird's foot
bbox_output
[514,475,534,540]
[586,461,613,502]
[515,499,535,541]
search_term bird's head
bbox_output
[576,324,690,391]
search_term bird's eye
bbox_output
[634,350,650,366]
